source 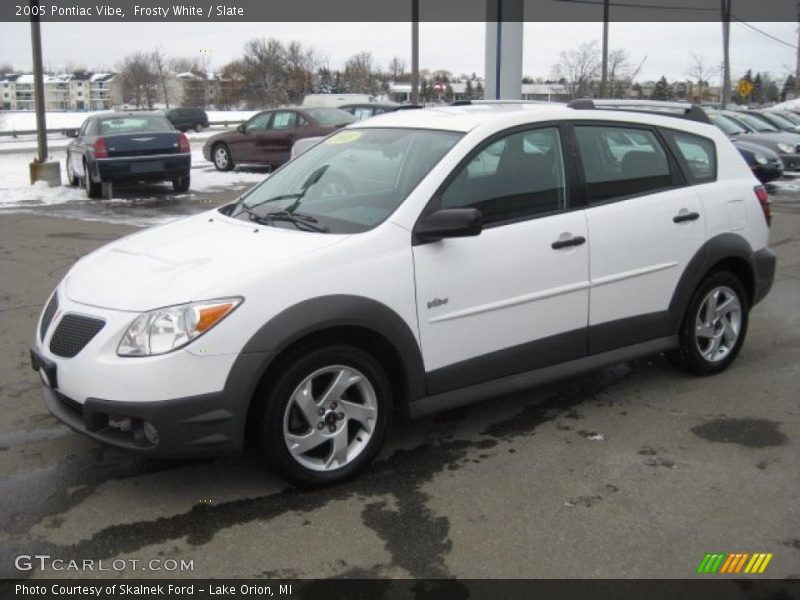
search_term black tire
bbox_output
[194,123,203,133]
[66,156,79,187]
[256,344,393,488]
[667,270,749,376]
[83,160,102,199]
[212,143,234,172]
[172,173,191,193]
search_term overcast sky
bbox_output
[0,21,796,83]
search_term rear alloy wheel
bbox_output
[172,173,191,193]
[83,161,102,199]
[213,144,233,172]
[258,345,392,487]
[668,271,749,375]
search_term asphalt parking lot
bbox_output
[0,184,797,581]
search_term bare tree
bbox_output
[285,41,318,104]
[342,52,377,94]
[551,41,601,99]
[687,52,717,103]
[151,48,171,108]
[388,56,406,81]
[606,48,633,98]
[241,37,290,108]
[0,62,15,73]
[118,52,159,108]
[218,60,247,109]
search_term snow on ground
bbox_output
[772,99,800,111]
[0,110,255,133]
[0,143,267,227]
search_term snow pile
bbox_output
[772,99,800,111]
[0,179,87,206]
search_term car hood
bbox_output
[735,131,800,149]
[64,211,348,312]
[732,139,781,159]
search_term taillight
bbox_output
[178,132,190,153]
[754,185,771,227]
[93,137,108,159]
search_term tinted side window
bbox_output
[440,127,568,225]
[574,125,673,203]
[667,130,716,183]
[245,112,271,132]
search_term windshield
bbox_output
[230,128,463,233]
[711,114,746,136]
[98,116,173,135]
[305,108,358,126]
[762,112,796,129]
[775,111,800,125]
[734,113,778,132]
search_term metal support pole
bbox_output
[721,0,732,108]
[411,0,420,105]
[601,0,609,97]
[30,0,48,163]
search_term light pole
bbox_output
[28,0,61,186]
[720,0,732,108]
[411,0,420,105]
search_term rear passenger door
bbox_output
[257,110,303,166]
[573,122,707,354]
[412,125,590,394]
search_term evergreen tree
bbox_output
[651,76,671,101]
[782,74,798,101]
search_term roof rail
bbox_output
[450,99,557,106]
[567,99,711,124]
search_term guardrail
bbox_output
[0,120,246,138]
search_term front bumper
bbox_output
[752,161,784,184]
[32,290,274,458]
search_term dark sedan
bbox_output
[202,107,356,171]
[732,139,784,184]
[66,113,191,199]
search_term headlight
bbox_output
[754,153,769,165]
[777,143,794,154]
[117,297,242,357]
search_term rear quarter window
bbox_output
[664,130,717,184]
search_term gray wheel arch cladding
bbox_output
[221,295,426,446]
[668,232,764,331]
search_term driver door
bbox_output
[412,125,590,395]
[232,111,272,163]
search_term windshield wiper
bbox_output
[263,210,329,233]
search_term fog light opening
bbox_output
[143,421,159,446]
[108,415,132,432]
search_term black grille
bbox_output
[39,292,59,340]
[49,314,105,358]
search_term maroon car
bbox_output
[203,107,356,171]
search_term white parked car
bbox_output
[32,100,776,487]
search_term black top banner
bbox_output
[1,0,796,23]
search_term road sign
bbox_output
[736,79,754,98]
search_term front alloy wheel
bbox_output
[283,366,378,472]
[258,345,392,487]
[213,144,233,171]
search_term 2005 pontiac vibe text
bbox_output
[31,101,775,486]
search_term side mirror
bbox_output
[236,123,246,133]
[415,208,483,243]
[65,129,78,138]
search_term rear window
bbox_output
[305,108,357,126]
[98,116,173,135]
[666,130,717,183]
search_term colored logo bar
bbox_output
[696,553,773,574]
